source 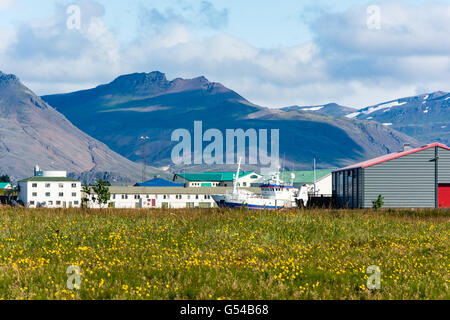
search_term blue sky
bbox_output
[0,0,449,108]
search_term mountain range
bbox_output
[283,91,449,145]
[0,71,168,184]
[2,69,445,181]
[42,71,420,172]
[345,91,449,145]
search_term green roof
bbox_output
[280,170,332,184]
[18,177,79,183]
[175,171,258,182]
[0,182,11,189]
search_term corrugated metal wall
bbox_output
[363,147,436,208]
[438,148,450,183]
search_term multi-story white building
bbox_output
[86,186,261,209]
[18,166,81,208]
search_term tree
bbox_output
[0,175,10,183]
[372,194,384,210]
[92,179,111,210]
[81,185,91,208]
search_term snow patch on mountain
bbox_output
[301,106,324,111]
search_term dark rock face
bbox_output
[0,71,168,184]
[42,71,419,171]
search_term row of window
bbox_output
[31,192,78,197]
[110,194,212,200]
[189,182,250,187]
[29,201,80,206]
[31,183,78,188]
[190,182,220,187]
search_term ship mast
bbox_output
[232,157,242,196]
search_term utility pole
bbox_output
[140,136,149,183]
[313,158,317,196]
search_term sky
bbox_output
[0,0,449,108]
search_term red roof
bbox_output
[336,143,450,171]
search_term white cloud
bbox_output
[0,0,15,11]
[0,1,449,108]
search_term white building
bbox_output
[18,166,81,208]
[86,186,261,209]
[280,170,333,196]
[173,171,264,188]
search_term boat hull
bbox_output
[213,195,293,210]
[217,201,282,210]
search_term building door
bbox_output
[438,184,450,208]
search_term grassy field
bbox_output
[0,207,448,300]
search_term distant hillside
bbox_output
[345,91,450,145]
[281,103,356,118]
[0,71,168,184]
[43,71,419,171]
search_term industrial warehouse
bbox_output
[333,143,450,208]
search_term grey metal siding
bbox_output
[363,148,436,208]
[358,168,363,208]
[438,148,450,183]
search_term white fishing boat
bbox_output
[212,160,309,210]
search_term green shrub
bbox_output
[372,195,384,210]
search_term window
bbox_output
[243,182,247,186]
[251,175,259,179]
[134,195,140,199]
[48,201,53,205]
[32,192,37,197]
[30,201,35,205]
[32,183,37,188]
[59,192,64,197]
[71,183,77,188]
[72,193,77,197]
[46,192,51,197]
[74,201,79,205]
[163,195,167,200]
[112,194,116,200]
[45,183,51,188]
[59,183,64,188]
[196,195,199,199]
[56,201,61,205]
